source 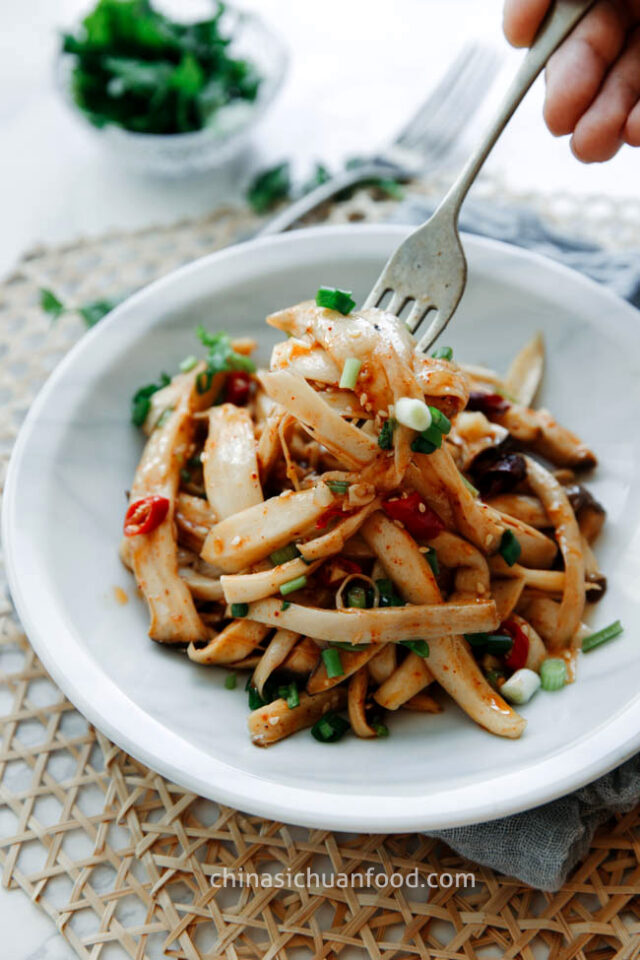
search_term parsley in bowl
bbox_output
[58,0,287,175]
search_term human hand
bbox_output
[503,0,640,161]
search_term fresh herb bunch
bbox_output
[62,0,261,135]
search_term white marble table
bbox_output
[2,0,638,955]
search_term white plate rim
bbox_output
[4,223,640,832]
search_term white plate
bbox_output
[4,225,640,832]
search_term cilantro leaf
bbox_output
[131,372,171,427]
[247,163,291,214]
[78,298,119,327]
[40,288,65,320]
[196,326,256,377]
[39,288,119,327]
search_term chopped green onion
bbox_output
[339,357,362,390]
[485,669,506,691]
[316,286,356,315]
[180,355,198,372]
[411,436,437,455]
[278,682,300,709]
[425,546,439,576]
[231,602,249,618]
[281,599,291,611]
[224,673,237,690]
[378,418,396,450]
[346,585,368,609]
[466,632,514,655]
[428,406,451,435]
[155,407,174,429]
[270,544,301,565]
[311,712,350,742]
[465,632,490,648]
[248,686,265,710]
[375,579,405,607]
[395,397,432,432]
[326,480,351,494]
[485,635,514,656]
[322,647,344,678]
[411,420,444,454]
[461,474,480,497]
[420,423,445,448]
[499,529,522,567]
[500,668,541,705]
[540,658,567,691]
[432,346,453,361]
[582,620,623,653]
[280,575,307,596]
[373,722,389,738]
[180,468,191,484]
[400,639,430,657]
[196,369,214,394]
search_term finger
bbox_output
[543,1,628,137]
[503,0,552,47]
[572,25,640,161]
[624,98,640,145]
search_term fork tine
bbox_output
[393,45,481,149]
[398,48,500,157]
[411,50,501,160]
[406,300,432,333]
[364,280,389,310]
[415,309,450,355]
[394,45,498,153]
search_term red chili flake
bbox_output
[224,371,252,406]
[467,392,510,415]
[502,619,530,671]
[382,492,445,541]
[316,503,352,529]
[124,495,170,537]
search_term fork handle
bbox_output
[442,0,596,216]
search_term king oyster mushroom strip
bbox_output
[121,290,615,745]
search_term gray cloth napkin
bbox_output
[390,193,640,891]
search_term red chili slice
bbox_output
[502,618,530,671]
[124,495,170,537]
[224,371,252,406]
[316,503,352,530]
[382,492,445,541]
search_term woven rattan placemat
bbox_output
[1,182,640,960]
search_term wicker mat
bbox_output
[1,182,640,960]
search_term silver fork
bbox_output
[365,0,596,352]
[258,44,501,237]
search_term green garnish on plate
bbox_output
[62,0,261,135]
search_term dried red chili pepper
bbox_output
[382,492,445,540]
[224,371,252,406]
[467,392,510,415]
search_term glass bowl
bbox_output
[57,5,288,178]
